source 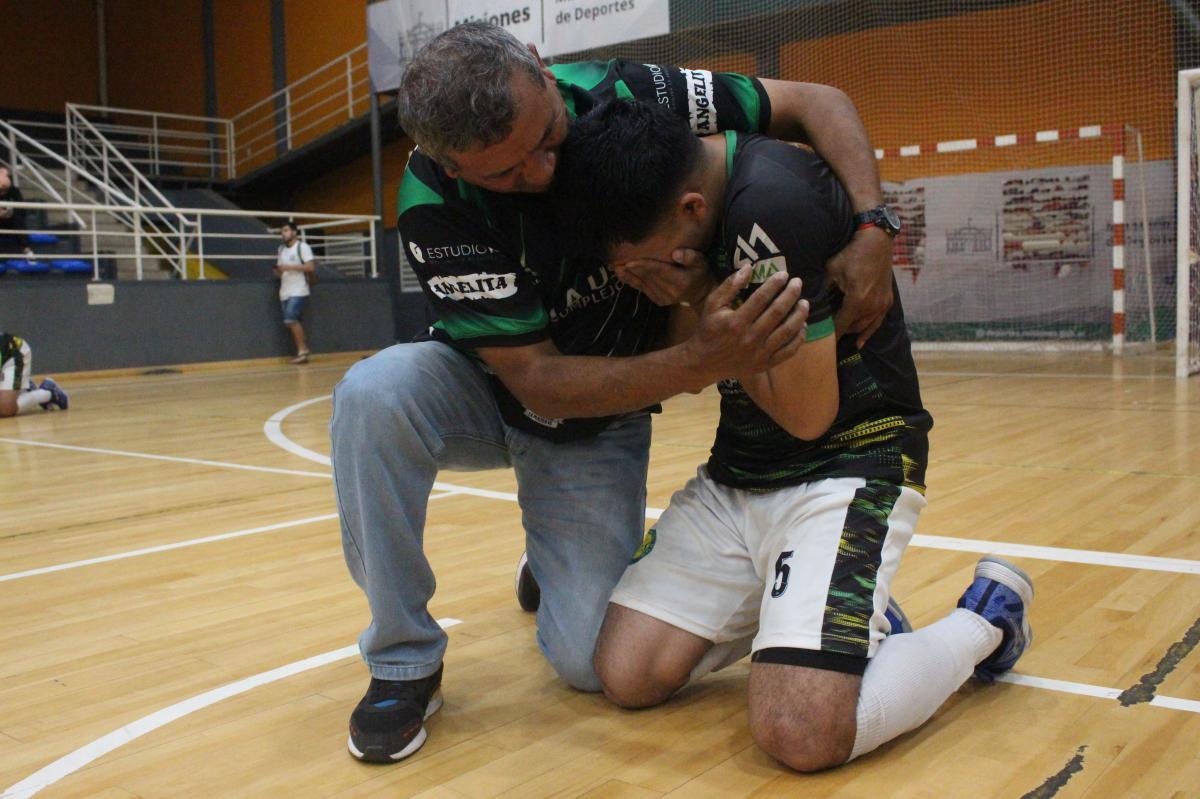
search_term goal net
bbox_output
[546,0,1194,361]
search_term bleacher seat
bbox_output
[52,259,92,274]
[10,259,50,274]
[28,233,59,246]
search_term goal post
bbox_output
[875,124,1153,352]
[1178,68,1200,377]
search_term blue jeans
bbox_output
[281,296,307,324]
[330,341,650,691]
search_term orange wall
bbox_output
[106,0,206,115]
[282,0,368,144]
[0,0,99,112]
[781,0,1174,180]
[284,0,365,83]
[291,135,413,225]
[214,1,274,118]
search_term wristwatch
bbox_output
[853,204,902,237]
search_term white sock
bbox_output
[17,389,52,414]
[849,608,1001,760]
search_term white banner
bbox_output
[367,0,670,92]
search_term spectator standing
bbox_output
[274,221,315,364]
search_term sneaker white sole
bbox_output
[515,551,528,597]
[346,691,444,762]
[975,556,1034,605]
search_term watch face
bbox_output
[882,205,901,232]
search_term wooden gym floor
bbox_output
[0,349,1197,798]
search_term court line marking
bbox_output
[0,619,462,799]
[263,395,332,465]
[5,428,1198,579]
[1,625,1195,799]
[0,490,462,584]
[920,370,1173,381]
[0,437,331,479]
[0,515,338,583]
[2,392,1198,796]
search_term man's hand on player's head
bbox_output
[828,226,894,348]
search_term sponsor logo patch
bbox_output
[680,68,717,134]
[427,272,518,301]
[734,223,787,278]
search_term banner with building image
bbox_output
[367,0,671,93]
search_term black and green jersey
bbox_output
[706,133,932,492]
[1,332,27,390]
[397,60,771,441]
[1,332,23,366]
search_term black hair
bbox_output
[280,220,298,233]
[553,100,701,257]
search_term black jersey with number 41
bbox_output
[397,60,771,441]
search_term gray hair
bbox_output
[397,21,545,169]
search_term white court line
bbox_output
[0,438,331,479]
[999,673,1200,713]
[1,626,1193,799]
[263,395,333,466]
[0,515,338,583]
[920,370,1172,381]
[0,490,463,584]
[0,619,462,799]
[5,429,1199,578]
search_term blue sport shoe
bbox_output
[884,596,912,635]
[39,377,68,411]
[957,556,1034,683]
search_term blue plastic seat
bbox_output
[0,260,8,274]
[52,259,92,274]
[27,233,59,246]
[12,259,50,274]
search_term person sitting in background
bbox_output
[274,220,315,364]
[0,165,36,262]
[1,332,68,417]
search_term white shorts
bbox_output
[1,339,31,392]
[610,468,926,673]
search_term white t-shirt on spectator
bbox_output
[278,240,314,300]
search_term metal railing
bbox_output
[61,44,370,182]
[230,43,370,175]
[66,104,196,277]
[1,119,88,231]
[0,199,378,281]
[67,104,233,181]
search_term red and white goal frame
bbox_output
[875,124,1150,355]
[1177,68,1200,377]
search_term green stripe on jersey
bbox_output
[807,317,835,342]
[720,73,764,132]
[549,61,613,91]
[396,169,443,216]
[439,305,548,342]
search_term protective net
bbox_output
[1182,71,1200,374]
[550,0,1197,355]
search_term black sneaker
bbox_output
[515,551,540,612]
[347,665,443,763]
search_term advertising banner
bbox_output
[367,0,670,92]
